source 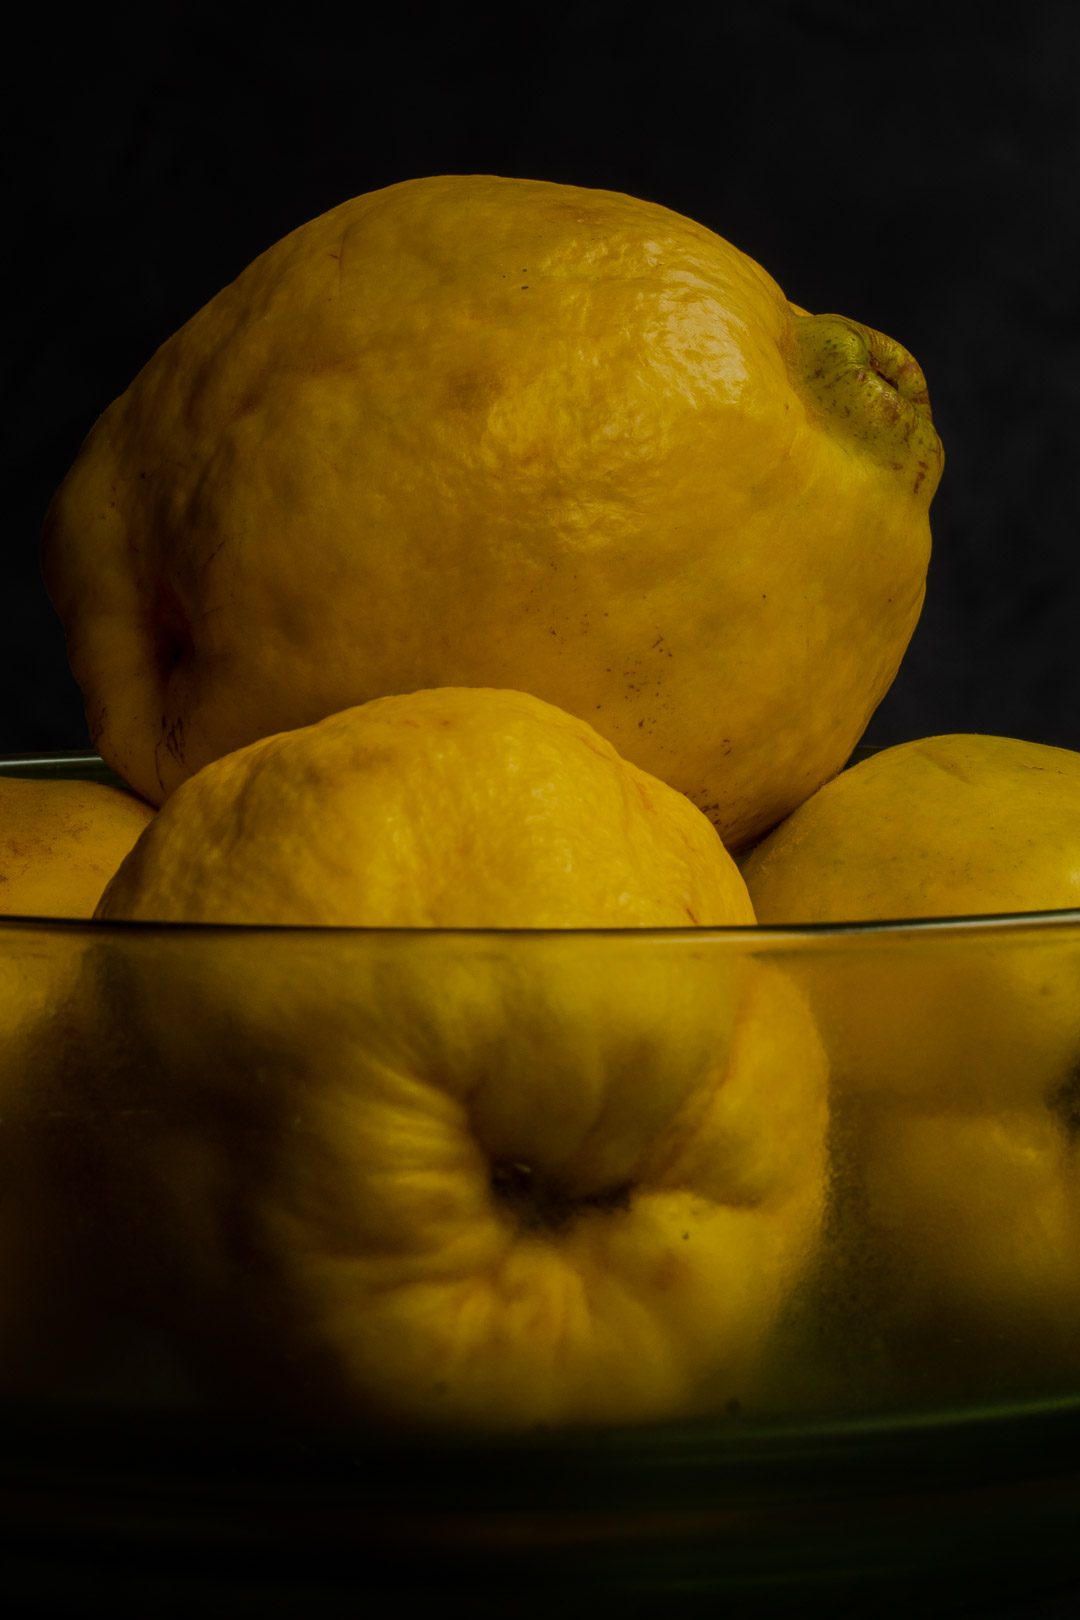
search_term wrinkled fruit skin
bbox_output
[96,686,755,930]
[742,734,1080,1403]
[43,175,942,847]
[88,687,829,1429]
[84,934,828,1429]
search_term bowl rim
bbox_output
[4,750,1080,940]
[3,911,1080,943]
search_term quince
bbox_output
[43,175,942,847]
[92,688,828,1429]
[0,773,153,1393]
[0,774,153,921]
[742,734,1080,1402]
[0,772,154,1049]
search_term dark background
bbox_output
[7,0,1080,758]
[6,14,1080,1615]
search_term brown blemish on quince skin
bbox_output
[163,713,186,765]
[154,710,188,795]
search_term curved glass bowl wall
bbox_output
[3,753,1079,1611]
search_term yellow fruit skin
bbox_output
[88,688,828,1429]
[99,686,754,930]
[0,776,154,919]
[0,780,152,1398]
[741,735,1080,1403]
[43,174,941,846]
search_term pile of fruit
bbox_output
[3,176,1079,1428]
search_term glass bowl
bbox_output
[3,751,1080,1614]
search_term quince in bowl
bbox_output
[2,741,1080,1613]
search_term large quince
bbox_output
[91,688,828,1429]
[742,735,1080,1403]
[43,175,942,846]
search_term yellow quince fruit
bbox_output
[0,774,153,1394]
[0,774,154,922]
[741,734,1080,1403]
[91,687,828,1429]
[0,771,154,1051]
[42,174,942,848]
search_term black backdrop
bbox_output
[8,0,1080,760]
